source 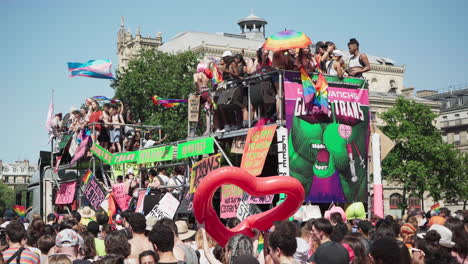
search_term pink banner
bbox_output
[327,87,369,105]
[112,183,131,211]
[55,181,76,205]
[373,184,384,218]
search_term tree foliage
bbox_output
[0,182,16,215]
[379,97,460,211]
[112,49,199,142]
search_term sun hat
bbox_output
[78,206,96,219]
[332,49,344,57]
[175,220,196,240]
[222,51,233,57]
[429,224,455,248]
[56,229,84,247]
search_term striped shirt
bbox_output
[2,247,40,264]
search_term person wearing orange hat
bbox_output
[428,215,446,227]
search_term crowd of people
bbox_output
[192,38,371,135]
[1,205,466,264]
[51,98,166,156]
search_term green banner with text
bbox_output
[137,146,174,164]
[90,143,113,165]
[177,137,215,159]
[111,151,138,165]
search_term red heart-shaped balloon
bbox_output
[193,166,305,247]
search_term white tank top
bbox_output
[326,60,337,76]
[348,54,363,68]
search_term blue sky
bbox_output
[1,0,467,163]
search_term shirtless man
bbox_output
[346,38,371,78]
[193,62,214,136]
[127,213,153,261]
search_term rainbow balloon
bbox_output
[263,30,312,52]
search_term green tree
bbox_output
[112,49,199,142]
[380,97,459,214]
[0,182,16,215]
[444,152,468,209]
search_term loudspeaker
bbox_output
[217,86,244,108]
[249,78,275,106]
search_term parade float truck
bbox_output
[31,70,371,222]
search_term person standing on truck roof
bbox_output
[346,38,371,78]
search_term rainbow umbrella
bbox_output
[263,30,312,52]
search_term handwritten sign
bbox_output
[177,192,194,214]
[83,178,106,211]
[220,184,243,218]
[240,125,277,176]
[248,195,274,204]
[236,193,261,221]
[188,94,200,122]
[112,183,131,211]
[90,143,113,164]
[189,154,222,193]
[55,181,76,205]
[137,146,173,164]
[231,136,246,154]
[146,193,180,220]
[177,137,214,159]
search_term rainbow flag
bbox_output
[431,203,440,212]
[211,63,223,85]
[300,68,316,104]
[13,205,26,218]
[67,60,115,79]
[82,169,94,184]
[314,73,329,109]
[152,95,188,108]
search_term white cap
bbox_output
[332,49,344,57]
[127,168,134,175]
[221,51,232,57]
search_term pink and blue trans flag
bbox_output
[67,60,115,79]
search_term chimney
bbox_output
[402,87,415,97]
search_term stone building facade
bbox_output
[418,87,468,153]
[0,160,36,189]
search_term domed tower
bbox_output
[237,11,267,41]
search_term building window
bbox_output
[371,111,377,121]
[454,132,460,145]
[13,168,17,173]
[446,100,451,108]
[458,96,463,106]
[442,116,447,120]
[408,196,421,209]
[455,113,460,118]
[389,193,402,209]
